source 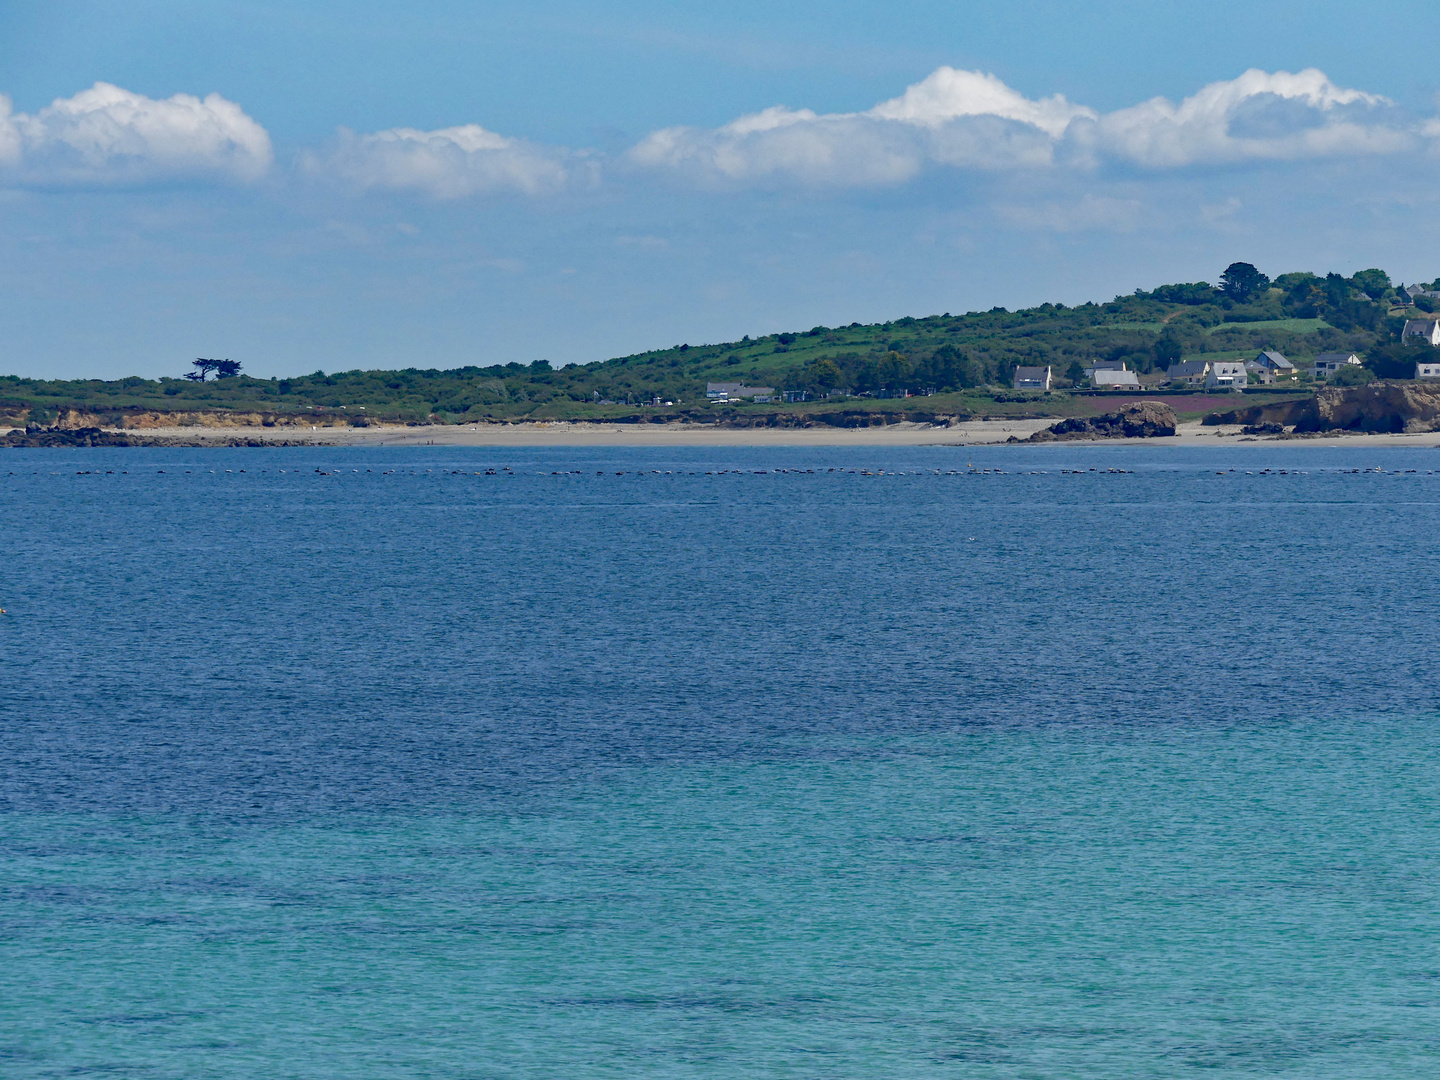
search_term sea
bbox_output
[4,441,1440,1079]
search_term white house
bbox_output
[1167,360,1210,386]
[1402,320,1440,346]
[1012,365,1051,390]
[1314,352,1362,380]
[1093,368,1141,389]
[706,382,775,401]
[1206,361,1249,389]
[1418,362,1440,380]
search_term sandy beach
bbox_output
[105,418,1440,448]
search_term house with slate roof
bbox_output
[1166,359,1210,386]
[1313,352,1362,381]
[1012,365,1051,390]
[1402,320,1440,347]
[1092,368,1141,389]
[1245,350,1296,384]
[1205,361,1249,390]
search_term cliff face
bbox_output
[1204,382,1440,433]
[1026,401,1177,441]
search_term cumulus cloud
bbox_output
[303,124,574,198]
[1081,68,1409,166]
[630,66,1425,186]
[0,83,271,186]
[629,67,1084,184]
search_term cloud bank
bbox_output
[0,83,271,186]
[0,67,1429,197]
[301,124,575,198]
[629,66,1420,186]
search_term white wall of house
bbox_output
[1205,362,1249,389]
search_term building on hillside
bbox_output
[1166,360,1211,386]
[706,382,775,402]
[1417,361,1440,380]
[1012,365,1051,390]
[1402,320,1440,347]
[1251,350,1296,382]
[1205,362,1249,390]
[1405,285,1440,301]
[1092,368,1141,390]
[1314,352,1363,380]
[1089,359,1129,373]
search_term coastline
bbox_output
[49,418,1440,448]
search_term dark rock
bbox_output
[1241,422,1285,435]
[1027,401,1177,442]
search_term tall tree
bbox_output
[1349,268,1391,301]
[1219,262,1270,303]
[186,358,219,381]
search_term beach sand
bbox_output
[111,418,1440,448]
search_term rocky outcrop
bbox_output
[1,426,171,447]
[1202,382,1440,434]
[1023,401,1177,442]
[0,425,311,448]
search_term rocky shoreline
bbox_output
[0,425,311,448]
[1203,382,1440,435]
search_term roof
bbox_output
[1013,366,1049,379]
[1210,361,1247,372]
[1314,352,1361,363]
[1091,359,1128,371]
[1167,360,1209,376]
[1257,350,1294,369]
[1093,369,1140,385]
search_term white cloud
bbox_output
[629,67,1081,184]
[1082,68,1409,167]
[867,67,1094,137]
[630,66,1426,187]
[303,124,574,198]
[0,83,271,186]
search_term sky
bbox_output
[3,1,1440,380]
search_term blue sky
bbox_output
[3,1,1440,379]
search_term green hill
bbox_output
[2,265,1432,426]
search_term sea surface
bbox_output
[4,442,1440,1078]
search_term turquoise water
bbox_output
[5,444,1440,1077]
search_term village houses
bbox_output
[706,382,775,402]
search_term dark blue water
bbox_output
[4,443,1440,1077]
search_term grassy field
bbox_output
[1206,317,1333,335]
